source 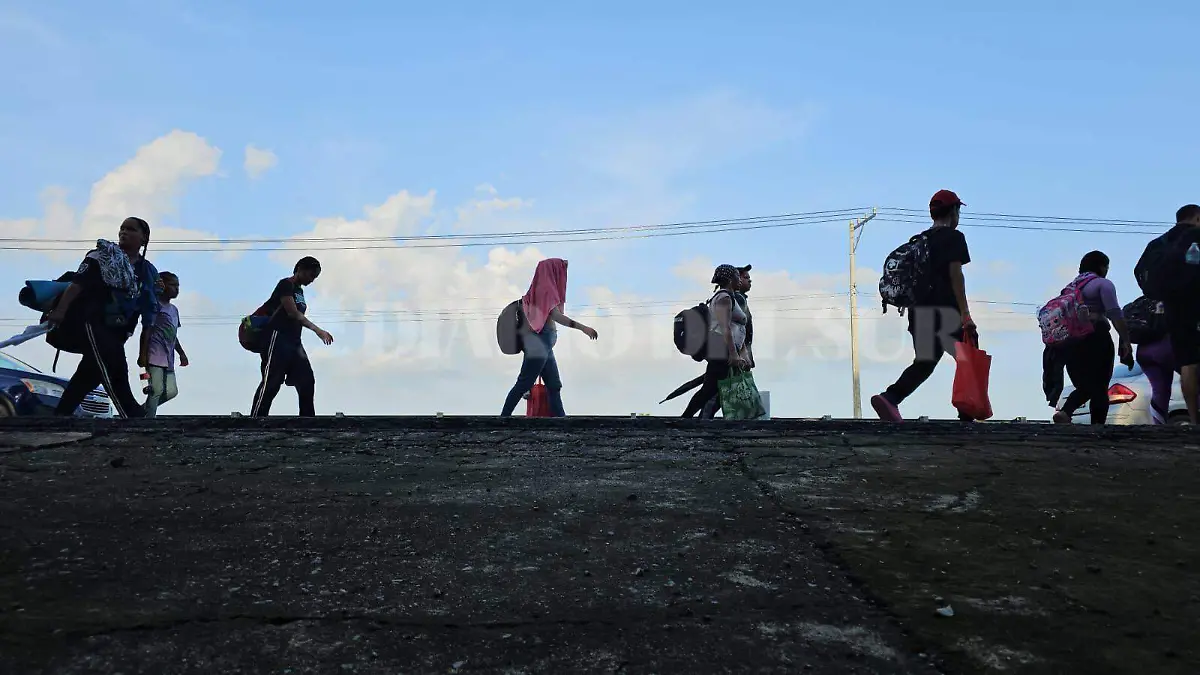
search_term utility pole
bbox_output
[848,208,878,419]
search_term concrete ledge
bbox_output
[0,417,1195,673]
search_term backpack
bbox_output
[1037,273,1098,345]
[673,290,733,361]
[496,299,527,355]
[1134,229,1200,301]
[1134,231,1177,299]
[40,267,147,359]
[878,231,933,315]
[238,303,278,353]
[1123,295,1168,345]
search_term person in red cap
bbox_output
[871,189,977,422]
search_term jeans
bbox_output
[501,328,565,417]
[143,366,179,418]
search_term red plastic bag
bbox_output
[952,336,993,420]
[526,378,551,417]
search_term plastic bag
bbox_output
[952,336,993,420]
[718,367,767,420]
[526,377,551,417]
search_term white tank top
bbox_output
[708,290,747,352]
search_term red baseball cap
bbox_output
[930,189,965,208]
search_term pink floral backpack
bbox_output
[1037,273,1098,345]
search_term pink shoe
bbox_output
[870,394,902,422]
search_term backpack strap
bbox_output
[707,289,734,306]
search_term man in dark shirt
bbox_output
[871,189,976,422]
[250,256,334,417]
[1159,204,1200,422]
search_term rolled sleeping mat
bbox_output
[19,280,71,312]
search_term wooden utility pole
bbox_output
[848,208,878,418]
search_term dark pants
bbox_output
[1060,328,1115,424]
[501,328,565,417]
[883,306,966,409]
[55,321,145,418]
[682,359,730,417]
[251,331,316,417]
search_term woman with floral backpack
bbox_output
[1048,251,1135,424]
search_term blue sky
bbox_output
[2,1,1198,418]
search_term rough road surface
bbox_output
[1,417,1196,674]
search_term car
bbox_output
[0,350,113,418]
[1058,360,1188,425]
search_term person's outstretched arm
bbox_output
[549,307,597,339]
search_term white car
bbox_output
[1058,361,1187,425]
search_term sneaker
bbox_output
[870,394,903,422]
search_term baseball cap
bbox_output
[929,189,965,209]
[737,264,752,273]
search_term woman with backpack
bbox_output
[499,258,598,417]
[44,217,160,418]
[681,264,751,417]
[1051,251,1135,424]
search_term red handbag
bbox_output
[526,377,551,417]
[951,335,993,420]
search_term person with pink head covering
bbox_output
[500,258,598,416]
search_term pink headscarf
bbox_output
[522,258,568,333]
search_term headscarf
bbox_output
[522,258,568,333]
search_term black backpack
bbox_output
[1134,232,1175,299]
[878,231,933,315]
[673,290,732,361]
[1123,295,1168,345]
[1136,229,1200,301]
[496,299,527,355]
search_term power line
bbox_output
[0,208,870,245]
[0,210,868,251]
[0,207,1175,252]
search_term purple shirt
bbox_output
[146,303,181,370]
[1076,274,1123,321]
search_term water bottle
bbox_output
[1187,242,1200,266]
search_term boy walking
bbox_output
[250,256,334,417]
[143,271,188,417]
[872,189,976,421]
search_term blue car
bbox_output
[0,350,113,418]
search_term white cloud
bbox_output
[3,129,232,261]
[243,144,278,179]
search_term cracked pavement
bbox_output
[1,417,1197,674]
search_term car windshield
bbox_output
[0,351,40,373]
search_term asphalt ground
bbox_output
[1,416,1196,674]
